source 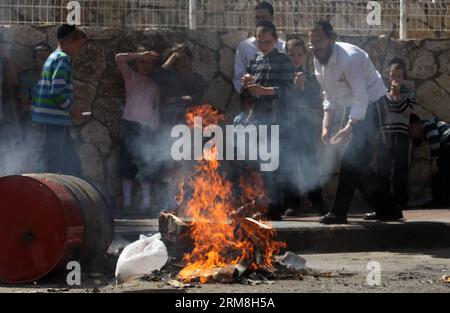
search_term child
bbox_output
[241,20,294,220]
[115,47,161,216]
[409,114,450,207]
[31,24,87,175]
[0,42,19,125]
[378,58,415,210]
[160,44,205,125]
[283,38,326,216]
[18,43,52,128]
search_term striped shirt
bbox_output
[32,49,73,126]
[246,49,294,123]
[381,86,415,134]
[234,36,286,93]
[423,118,450,160]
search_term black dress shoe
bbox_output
[363,212,379,220]
[363,212,404,221]
[319,213,348,225]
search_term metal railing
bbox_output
[0,0,448,38]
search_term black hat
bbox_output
[311,20,336,37]
[57,24,76,40]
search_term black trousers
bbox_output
[330,99,401,217]
[432,144,450,206]
[377,132,410,208]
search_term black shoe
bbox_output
[319,213,348,225]
[363,212,378,220]
[363,212,403,221]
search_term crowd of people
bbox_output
[0,1,448,223]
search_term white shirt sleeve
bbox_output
[233,41,247,94]
[345,56,370,120]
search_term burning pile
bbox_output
[164,104,286,283]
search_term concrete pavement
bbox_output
[114,209,450,253]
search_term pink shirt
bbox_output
[118,59,160,130]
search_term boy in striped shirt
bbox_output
[377,58,415,210]
[31,24,87,175]
[410,113,450,207]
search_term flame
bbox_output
[176,104,285,283]
[186,104,224,128]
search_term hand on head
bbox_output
[140,51,159,61]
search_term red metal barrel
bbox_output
[0,174,113,284]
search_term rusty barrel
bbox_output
[0,174,113,284]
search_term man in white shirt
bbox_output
[233,1,286,94]
[309,21,402,224]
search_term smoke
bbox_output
[0,122,45,176]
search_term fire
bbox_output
[177,104,285,283]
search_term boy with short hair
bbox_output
[242,20,294,220]
[116,46,161,215]
[0,40,19,124]
[284,38,325,216]
[377,58,415,211]
[233,1,286,94]
[31,24,88,175]
[18,42,52,127]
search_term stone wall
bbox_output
[1,25,449,209]
[1,1,448,38]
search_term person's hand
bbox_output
[242,74,255,89]
[390,80,401,101]
[322,126,332,144]
[330,124,352,144]
[294,72,306,91]
[140,51,159,61]
[70,105,91,122]
[431,159,439,175]
[247,85,268,97]
[167,51,180,64]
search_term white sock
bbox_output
[122,179,133,207]
[141,181,151,209]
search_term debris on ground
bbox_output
[240,272,273,285]
[441,274,450,283]
[167,279,199,289]
[275,252,307,271]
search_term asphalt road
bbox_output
[1,248,449,293]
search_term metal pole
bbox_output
[399,0,407,40]
[189,0,197,30]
